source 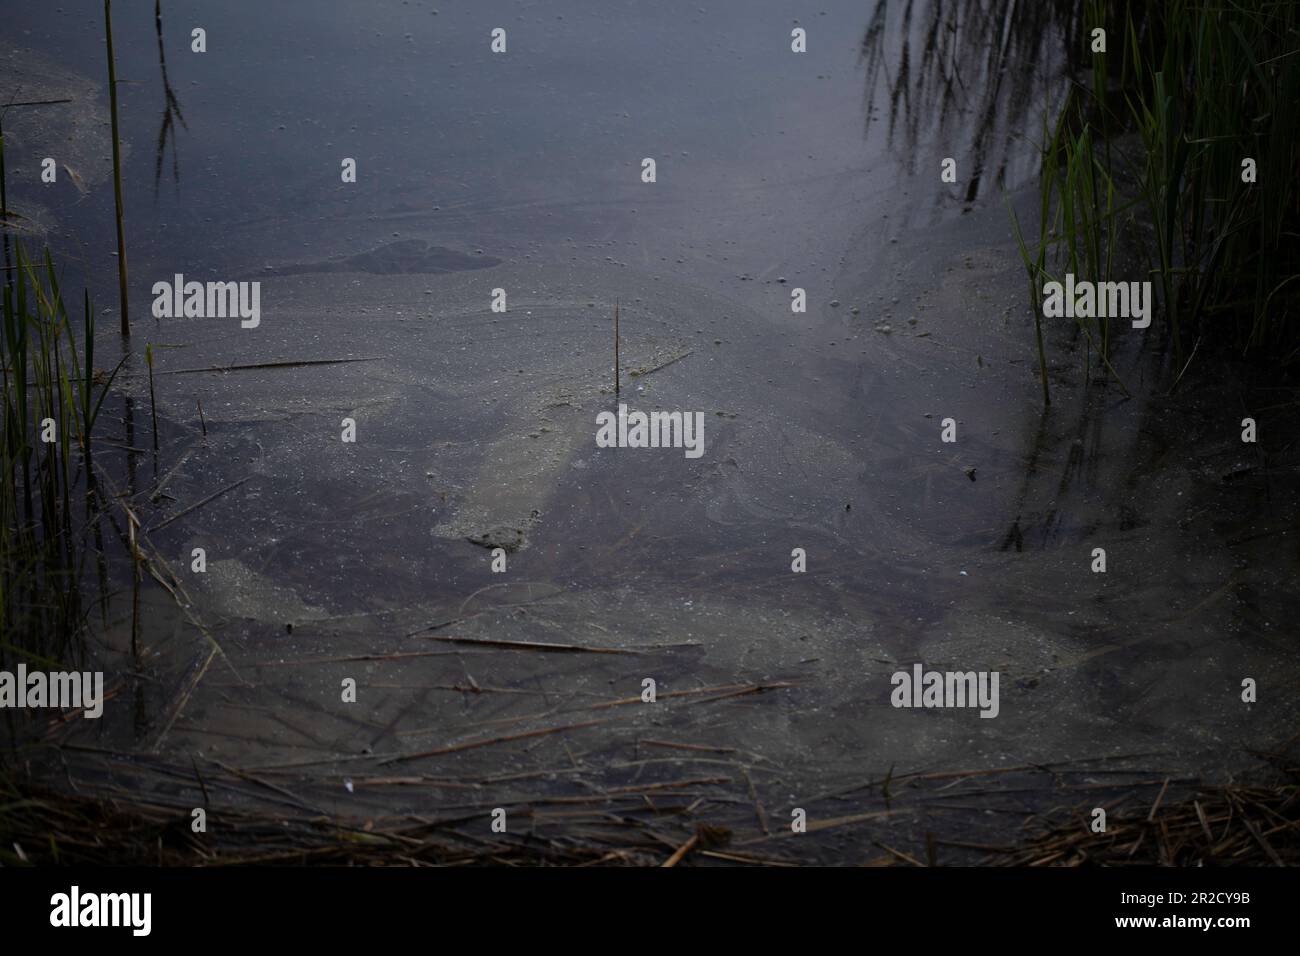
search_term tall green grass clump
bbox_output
[1,242,122,654]
[1012,0,1300,394]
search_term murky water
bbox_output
[4,0,1298,861]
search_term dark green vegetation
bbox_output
[1011,0,1300,398]
[0,3,135,663]
[0,239,123,656]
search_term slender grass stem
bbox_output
[104,0,130,337]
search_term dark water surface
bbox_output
[4,1,1298,861]
[10,1,893,288]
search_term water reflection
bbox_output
[859,0,1085,200]
[153,0,187,196]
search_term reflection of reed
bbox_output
[153,0,187,195]
[860,0,1083,199]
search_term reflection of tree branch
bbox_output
[154,0,187,197]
